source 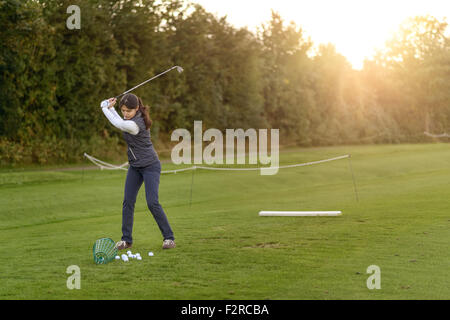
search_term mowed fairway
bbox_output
[0,143,449,299]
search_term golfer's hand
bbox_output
[101,98,117,108]
[107,98,116,108]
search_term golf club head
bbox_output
[175,66,184,73]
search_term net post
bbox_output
[189,166,196,208]
[347,154,359,202]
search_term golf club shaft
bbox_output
[115,66,182,100]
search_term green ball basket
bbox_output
[93,238,118,265]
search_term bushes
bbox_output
[0,135,125,167]
[1,1,448,167]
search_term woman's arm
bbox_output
[109,107,123,120]
[101,100,139,135]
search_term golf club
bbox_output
[115,65,184,100]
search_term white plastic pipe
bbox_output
[259,211,342,216]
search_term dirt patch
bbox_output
[243,242,286,249]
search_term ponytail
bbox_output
[137,97,152,130]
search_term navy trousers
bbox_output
[121,160,174,243]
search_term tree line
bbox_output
[1,0,449,166]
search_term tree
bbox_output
[373,15,450,135]
[259,11,314,144]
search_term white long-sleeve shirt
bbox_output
[101,103,139,135]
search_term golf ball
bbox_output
[115,256,120,260]
[121,254,129,262]
[137,256,142,261]
[148,252,154,256]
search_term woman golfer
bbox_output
[101,93,176,250]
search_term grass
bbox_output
[0,143,449,299]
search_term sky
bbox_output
[191,0,449,69]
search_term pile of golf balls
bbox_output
[115,250,154,262]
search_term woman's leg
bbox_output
[122,165,143,244]
[142,161,175,241]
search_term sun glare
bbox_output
[193,0,449,69]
